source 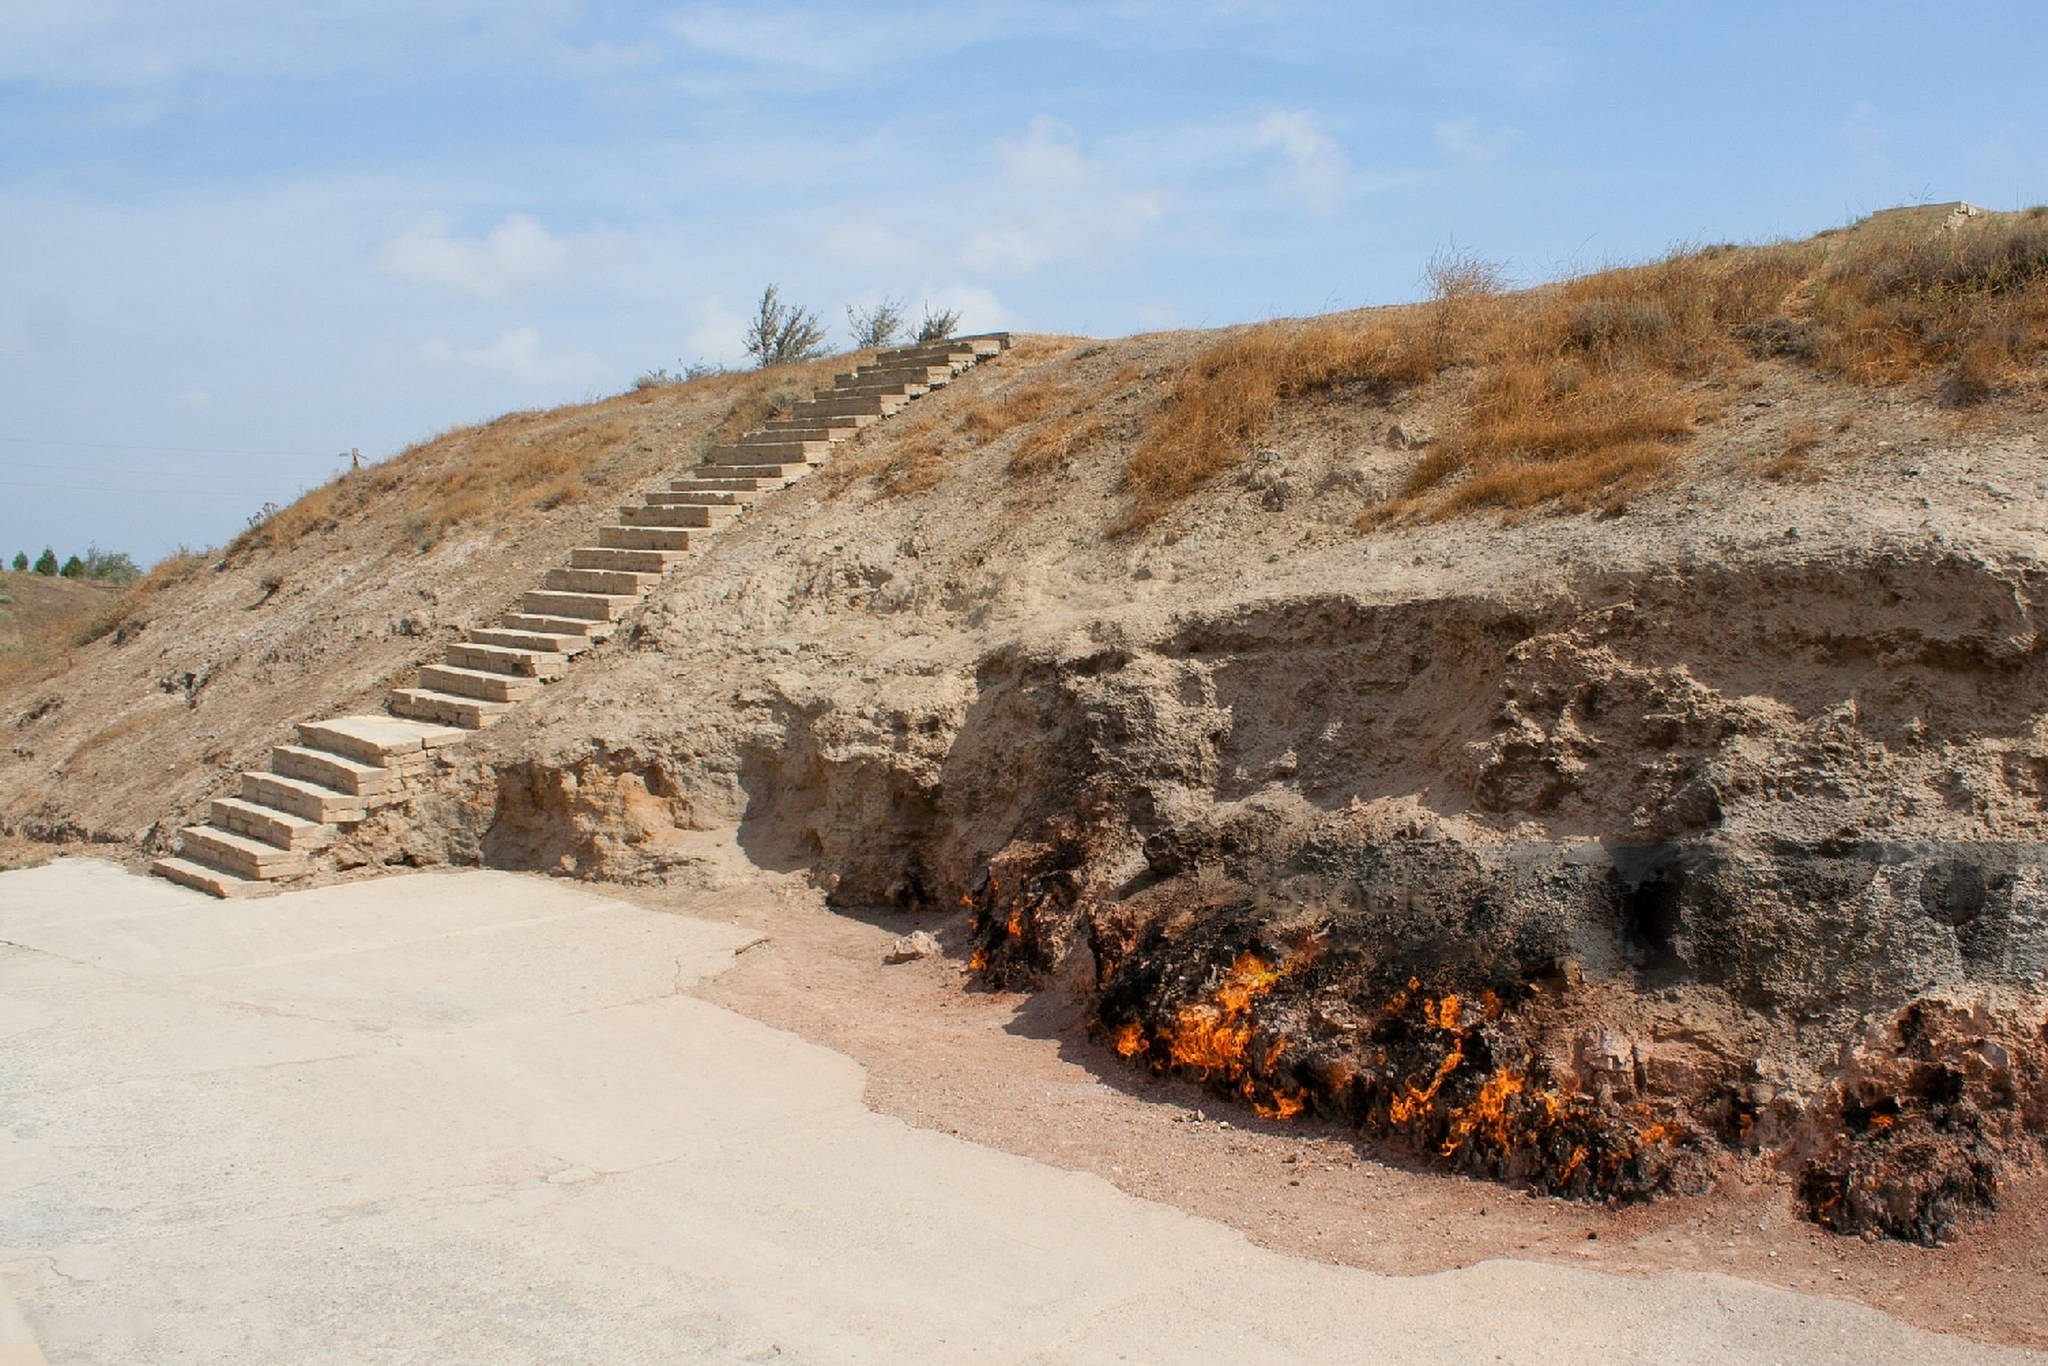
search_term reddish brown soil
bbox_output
[630,858,2048,1352]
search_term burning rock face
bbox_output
[965,821,2048,1238]
[1084,889,1714,1202]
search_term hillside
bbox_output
[5,206,2048,1291]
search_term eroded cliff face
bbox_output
[369,536,2048,1243]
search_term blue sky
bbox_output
[2,1,2043,564]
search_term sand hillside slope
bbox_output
[6,206,2048,1246]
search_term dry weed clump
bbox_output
[1115,316,1456,532]
[1811,207,2048,400]
[959,378,1064,444]
[1009,414,1104,479]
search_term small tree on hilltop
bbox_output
[916,304,962,343]
[32,548,57,576]
[9,552,24,572]
[58,555,83,578]
[742,284,828,369]
[846,297,907,350]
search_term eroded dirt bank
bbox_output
[383,532,2048,1249]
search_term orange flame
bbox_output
[1109,1021,1147,1058]
[1119,951,1309,1121]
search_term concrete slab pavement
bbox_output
[0,860,2034,1364]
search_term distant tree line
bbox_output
[7,546,141,584]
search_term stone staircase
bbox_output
[153,333,1011,898]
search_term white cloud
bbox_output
[1252,110,1348,213]
[1434,118,1523,165]
[417,327,607,386]
[959,117,1166,275]
[376,212,578,302]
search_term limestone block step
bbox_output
[787,401,883,425]
[737,429,838,448]
[649,490,751,507]
[669,476,770,493]
[468,626,593,655]
[645,489,760,508]
[388,687,511,729]
[570,546,691,573]
[877,334,1005,364]
[618,504,729,529]
[153,856,273,899]
[209,797,337,852]
[446,641,569,678]
[297,715,466,767]
[273,743,398,798]
[719,439,829,460]
[832,378,925,398]
[499,612,615,639]
[417,663,543,703]
[874,344,976,367]
[596,525,694,552]
[242,771,367,824]
[542,565,662,596]
[522,589,640,621]
[794,394,900,419]
[180,824,309,880]
[690,463,804,483]
[853,364,953,387]
[757,419,859,440]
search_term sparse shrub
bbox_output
[743,284,829,368]
[78,547,141,585]
[847,297,908,349]
[960,379,1063,444]
[916,305,962,343]
[246,501,281,532]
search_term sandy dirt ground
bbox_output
[626,833,2048,1354]
[0,857,2032,1365]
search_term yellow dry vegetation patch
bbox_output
[1115,207,2048,531]
[0,572,130,691]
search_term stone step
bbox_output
[468,626,594,655]
[542,565,663,596]
[670,476,772,493]
[651,489,754,507]
[736,429,839,448]
[795,394,904,419]
[498,612,615,639]
[180,824,309,880]
[691,462,806,483]
[755,420,859,441]
[568,546,690,573]
[521,589,641,621]
[445,641,569,678]
[617,504,732,529]
[707,441,826,464]
[152,856,272,899]
[644,489,761,508]
[876,334,1006,364]
[851,364,954,387]
[209,797,337,852]
[831,377,925,397]
[388,688,511,729]
[595,525,695,553]
[272,744,398,798]
[242,771,368,824]
[788,398,886,423]
[417,663,543,703]
[296,715,466,768]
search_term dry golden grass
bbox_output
[228,357,847,561]
[1761,425,1827,482]
[1009,414,1104,479]
[959,379,1064,444]
[0,573,130,692]
[1113,207,2047,531]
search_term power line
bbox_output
[1,459,278,481]
[0,478,261,498]
[0,434,336,459]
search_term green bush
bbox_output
[32,548,56,576]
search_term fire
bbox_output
[1440,1068,1528,1155]
[1112,950,1309,1121]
